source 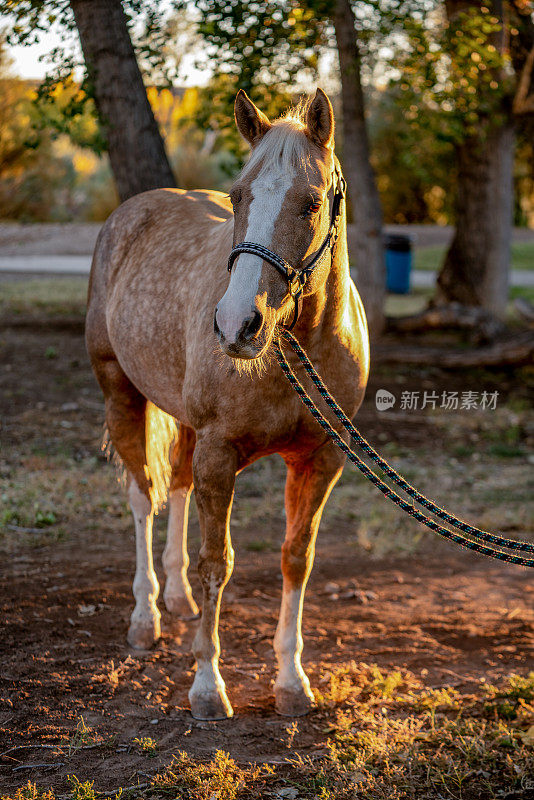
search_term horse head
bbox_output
[215,88,339,361]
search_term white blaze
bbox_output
[217,166,293,343]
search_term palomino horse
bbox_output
[86,88,369,720]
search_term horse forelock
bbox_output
[240,115,314,183]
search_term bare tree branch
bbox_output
[513,45,534,114]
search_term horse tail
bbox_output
[145,401,179,512]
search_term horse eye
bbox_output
[308,200,322,214]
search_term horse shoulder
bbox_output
[321,281,370,417]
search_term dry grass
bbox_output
[2,276,533,800]
[0,277,87,318]
[5,668,534,799]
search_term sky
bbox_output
[8,32,64,80]
[6,26,207,86]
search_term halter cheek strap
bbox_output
[227,168,346,330]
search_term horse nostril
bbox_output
[214,308,222,337]
[240,310,263,342]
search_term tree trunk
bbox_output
[435,123,514,314]
[437,0,514,316]
[70,0,176,201]
[333,0,385,337]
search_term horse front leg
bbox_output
[274,441,346,716]
[188,436,237,720]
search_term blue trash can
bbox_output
[385,233,412,294]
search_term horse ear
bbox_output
[306,88,334,148]
[234,90,271,146]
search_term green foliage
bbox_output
[369,86,456,224]
[388,4,513,143]
[0,37,117,221]
[34,509,57,527]
[178,1,331,161]
[65,716,100,755]
[2,0,98,147]
[187,0,331,96]
[1,0,183,153]
[32,72,106,155]
[1,0,533,225]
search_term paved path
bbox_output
[0,255,91,274]
[2,222,533,257]
[1,254,533,288]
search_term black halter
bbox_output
[227,167,346,330]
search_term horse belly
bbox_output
[106,291,192,424]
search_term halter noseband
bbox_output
[227,167,346,330]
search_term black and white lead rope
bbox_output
[274,329,534,568]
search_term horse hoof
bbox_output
[164,591,199,619]
[275,686,314,717]
[190,691,234,721]
[127,619,160,650]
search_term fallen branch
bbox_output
[1,744,60,759]
[7,525,50,535]
[12,763,64,771]
[1,741,106,759]
[514,297,534,326]
[374,331,534,367]
[386,303,504,342]
[513,45,534,115]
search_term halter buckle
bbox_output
[288,273,304,298]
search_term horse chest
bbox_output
[185,342,365,464]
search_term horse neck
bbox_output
[292,209,351,348]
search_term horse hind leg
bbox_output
[95,359,174,650]
[162,425,199,618]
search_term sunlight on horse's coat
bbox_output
[86,88,369,718]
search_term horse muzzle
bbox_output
[214,306,266,359]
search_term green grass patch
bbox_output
[0,276,88,318]
[510,285,534,305]
[385,287,431,317]
[508,241,534,271]
[414,240,534,272]
[414,244,447,272]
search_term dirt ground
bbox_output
[0,288,533,796]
